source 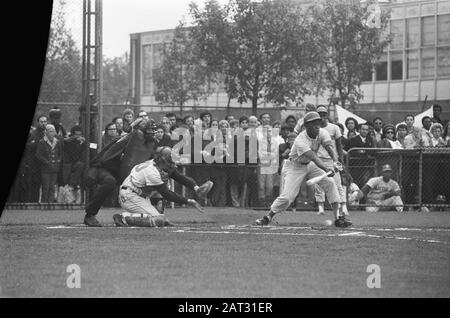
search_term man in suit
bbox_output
[345,122,374,151]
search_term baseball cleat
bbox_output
[113,214,129,227]
[83,215,102,227]
[341,215,353,227]
[334,216,352,228]
[255,215,271,226]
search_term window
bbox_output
[406,18,420,48]
[391,51,403,80]
[421,3,435,16]
[437,47,450,77]
[376,54,388,81]
[406,50,419,79]
[422,16,435,46]
[438,15,450,45]
[438,1,450,14]
[421,48,435,78]
[391,20,404,50]
[406,5,419,18]
[142,45,152,95]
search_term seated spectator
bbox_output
[155,124,172,147]
[396,124,408,148]
[404,114,420,136]
[122,108,135,133]
[404,127,428,148]
[36,124,63,203]
[62,126,86,199]
[345,117,359,139]
[357,164,404,212]
[102,122,118,148]
[112,117,127,136]
[372,117,384,144]
[49,107,67,139]
[376,124,400,148]
[345,122,373,151]
[422,116,432,132]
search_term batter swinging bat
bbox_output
[306,171,334,186]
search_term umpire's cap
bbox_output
[303,112,322,124]
[382,164,393,172]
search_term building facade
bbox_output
[129,0,450,122]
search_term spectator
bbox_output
[404,114,417,135]
[272,120,281,130]
[344,117,359,139]
[36,124,63,203]
[137,110,149,120]
[27,115,48,202]
[429,123,446,147]
[259,113,271,126]
[48,107,67,139]
[62,125,86,196]
[444,121,450,147]
[225,114,235,123]
[345,122,373,151]
[183,115,195,133]
[422,116,433,132]
[122,108,135,133]
[376,124,398,148]
[284,115,297,131]
[199,112,212,129]
[248,116,258,129]
[102,122,118,148]
[112,117,127,136]
[161,117,172,137]
[396,124,408,148]
[358,164,404,212]
[229,119,240,132]
[432,104,444,125]
[239,116,249,132]
[373,117,384,144]
[404,126,428,148]
[165,113,177,130]
[155,124,172,147]
[175,117,184,129]
[280,124,293,143]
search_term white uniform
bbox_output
[271,128,340,213]
[365,176,403,212]
[314,122,345,203]
[119,160,166,216]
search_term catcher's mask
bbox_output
[155,146,177,172]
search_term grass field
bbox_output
[1,207,450,298]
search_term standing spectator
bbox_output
[161,117,172,137]
[429,123,446,147]
[372,117,384,144]
[345,122,373,150]
[432,104,444,125]
[376,124,397,148]
[62,125,86,197]
[259,113,271,127]
[183,115,195,134]
[27,115,48,202]
[248,116,258,130]
[137,110,149,120]
[36,124,63,203]
[279,124,293,143]
[239,116,249,132]
[229,119,240,132]
[404,114,417,135]
[422,116,433,132]
[199,112,212,129]
[49,107,67,139]
[165,113,177,131]
[102,122,118,148]
[122,108,135,133]
[344,117,359,139]
[155,124,173,147]
[284,115,297,131]
[112,117,127,136]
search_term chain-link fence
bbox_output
[345,147,450,212]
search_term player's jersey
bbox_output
[289,128,332,165]
[366,177,400,201]
[121,160,167,195]
[317,122,341,159]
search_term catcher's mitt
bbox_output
[196,181,214,199]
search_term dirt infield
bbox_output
[1,208,450,297]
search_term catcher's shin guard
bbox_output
[124,214,156,227]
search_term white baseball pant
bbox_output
[118,187,160,217]
[314,158,345,203]
[271,160,340,214]
[366,196,404,212]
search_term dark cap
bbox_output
[303,112,322,124]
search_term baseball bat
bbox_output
[306,171,333,186]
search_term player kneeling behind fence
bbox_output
[113,147,213,227]
[357,164,404,212]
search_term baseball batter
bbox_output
[113,147,213,227]
[314,105,350,219]
[255,112,352,228]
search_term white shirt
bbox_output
[290,128,332,165]
[121,160,164,195]
[366,177,400,201]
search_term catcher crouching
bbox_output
[113,146,213,227]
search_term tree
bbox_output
[39,0,82,103]
[310,0,391,109]
[103,53,130,104]
[153,23,212,115]
[189,0,318,115]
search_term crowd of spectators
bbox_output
[8,104,449,210]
